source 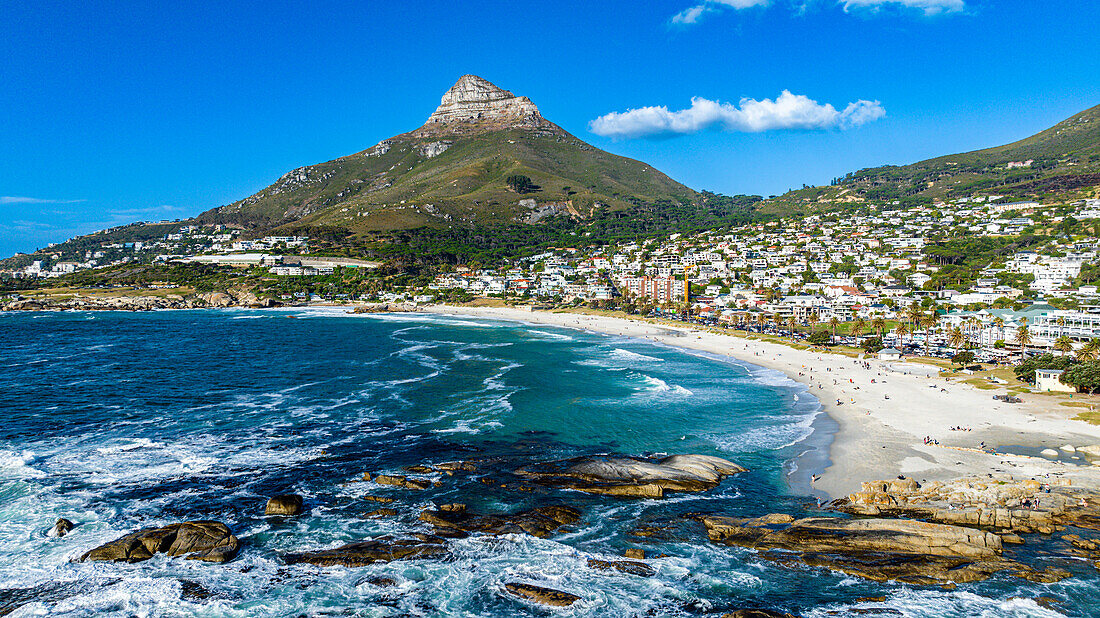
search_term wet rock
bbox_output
[363,508,398,518]
[48,518,74,538]
[178,579,218,601]
[363,495,395,504]
[587,558,655,577]
[284,535,447,567]
[624,548,645,559]
[721,607,800,611]
[264,494,304,516]
[364,576,398,588]
[418,504,580,538]
[503,582,580,607]
[836,475,1100,534]
[80,521,240,563]
[704,514,1066,586]
[516,454,746,498]
[376,474,432,490]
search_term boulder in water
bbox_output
[503,582,580,607]
[586,558,655,577]
[79,521,239,563]
[283,534,447,567]
[418,504,580,538]
[264,494,304,516]
[516,454,746,498]
[48,518,74,538]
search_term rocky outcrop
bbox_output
[502,582,580,607]
[79,521,239,564]
[264,494,303,516]
[835,476,1100,534]
[586,558,655,577]
[48,518,74,538]
[418,504,580,539]
[375,474,432,490]
[283,534,447,567]
[516,454,745,498]
[418,75,556,137]
[703,514,1068,585]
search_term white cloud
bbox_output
[840,0,965,15]
[671,0,769,24]
[0,196,86,204]
[588,90,885,139]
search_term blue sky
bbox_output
[2,1,1097,256]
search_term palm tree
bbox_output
[786,315,797,338]
[920,312,938,356]
[756,312,767,333]
[851,317,867,343]
[948,326,966,353]
[1014,323,1032,357]
[990,314,1007,343]
[871,316,886,339]
[1077,338,1100,362]
[895,322,909,349]
[828,316,841,343]
[807,311,819,334]
[906,302,923,335]
[1053,335,1074,357]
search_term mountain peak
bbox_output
[418,75,557,136]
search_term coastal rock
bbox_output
[516,454,745,498]
[502,582,580,607]
[703,514,1065,585]
[418,504,580,538]
[79,521,239,564]
[48,518,74,538]
[375,474,432,490]
[284,535,448,567]
[722,611,798,618]
[586,558,656,577]
[836,476,1100,534]
[264,494,304,516]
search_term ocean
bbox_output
[0,309,1091,616]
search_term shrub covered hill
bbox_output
[764,102,1100,216]
[190,75,758,263]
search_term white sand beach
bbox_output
[422,304,1100,498]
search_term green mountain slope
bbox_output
[197,76,696,233]
[765,102,1100,213]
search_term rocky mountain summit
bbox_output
[416,75,557,137]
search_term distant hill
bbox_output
[764,103,1100,214]
[196,75,698,233]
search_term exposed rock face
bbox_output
[835,476,1100,534]
[416,75,559,137]
[48,518,74,538]
[703,514,1067,585]
[502,582,580,607]
[516,454,746,498]
[375,474,432,490]
[586,558,655,577]
[283,535,447,567]
[79,521,239,564]
[264,494,303,516]
[418,505,580,539]
[418,141,452,158]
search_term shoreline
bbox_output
[418,304,1100,498]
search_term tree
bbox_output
[786,315,797,338]
[952,350,976,368]
[920,312,939,356]
[1061,362,1100,394]
[871,316,886,339]
[1014,322,1032,356]
[947,326,966,353]
[1053,335,1074,357]
[895,322,909,348]
[851,317,867,342]
[1078,338,1100,362]
[506,174,536,194]
[807,330,832,346]
[828,316,841,343]
[862,336,884,354]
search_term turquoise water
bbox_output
[0,309,1092,616]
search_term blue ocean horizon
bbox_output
[0,309,1091,616]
